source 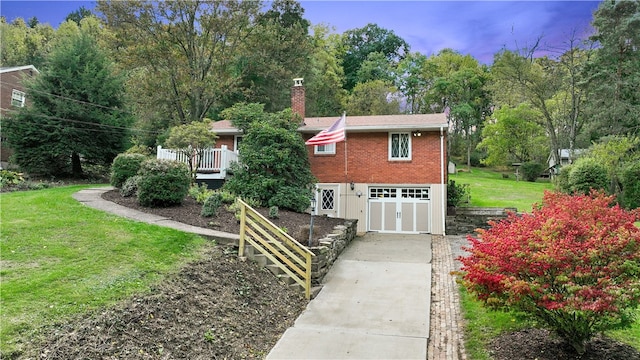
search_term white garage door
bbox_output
[368,187,431,233]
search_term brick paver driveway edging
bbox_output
[428,235,467,360]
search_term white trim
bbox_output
[0,65,39,74]
[388,132,412,161]
[314,143,336,155]
[233,135,243,153]
[11,89,25,107]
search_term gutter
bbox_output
[440,126,446,236]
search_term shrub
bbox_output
[521,162,543,182]
[214,189,236,204]
[268,186,312,213]
[110,153,147,188]
[0,170,24,188]
[201,193,223,217]
[554,164,573,193]
[459,191,640,355]
[567,159,609,195]
[189,183,215,204]
[447,180,469,207]
[120,175,141,197]
[268,206,279,219]
[137,159,190,207]
[620,161,640,209]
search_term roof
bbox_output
[212,113,448,135]
[0,65,40,74]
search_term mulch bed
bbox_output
[489,328,640,360]
[101,189,346,246]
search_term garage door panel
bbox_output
[401,202,413,232]
[369,202,382,232]
[384,202,397,232]
[416,202,430,232]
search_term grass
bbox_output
[0,185,207,356]
[452,167,640,358]
[450,167,554,212]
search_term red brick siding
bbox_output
[291,86,305,118]
[307,131,445,184]
[216,136,235,151]
[1,68,37,162]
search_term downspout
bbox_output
[440,126,446,236]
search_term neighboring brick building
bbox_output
[1,65,40,168]
[209,79,449,235]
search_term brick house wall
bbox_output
[305,131,445,185]
[1,66,39,166]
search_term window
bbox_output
[314,143,335,155]
[389,133,411,160]
[11,89,25,107]
[320,189,335,210]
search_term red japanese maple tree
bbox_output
[459,190,640,354]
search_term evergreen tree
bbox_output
[3,32,132,177]
[583,0,640,138]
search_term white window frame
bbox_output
[320,188,335,210]
[388,132,411,160]
[314,143,336,155]
[11,89,25,107]
[234,135,243,153]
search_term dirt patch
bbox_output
[489,328,640,360]
[29,245,306,359]
[102,189,346,246]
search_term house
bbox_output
[204,79,449,235]
[548,148,585,175]
[0,65,40,169]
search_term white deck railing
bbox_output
[156,145,238,179]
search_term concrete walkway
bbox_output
[267,233,432,359]
[73,187,239,243]
[74,187,467,359]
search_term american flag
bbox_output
[305,114,346,146]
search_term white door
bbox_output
[316,184,340,217]
[368,187,430,233]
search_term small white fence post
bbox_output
[220,145,228,178]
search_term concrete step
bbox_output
[277,274,297,285]
[266,264,283,276]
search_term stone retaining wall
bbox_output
[446,207,517,235]
[309,219,358,285]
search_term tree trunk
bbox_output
[71,152,83,178]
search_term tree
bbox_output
[164,120,218,182]
[459,191,640,355]
[3,31,132,177]
[65,6,94,24]
[583,0,640,138]
[305,24,348,117]
[97,0,262,125]
[396,52,429,114]
[478,104,548,167]
[221,103,315,212]
[227,0,314,113]
[0,17,55,68]
[340,23,409,91]
[490,50,565,167]
[345,80,401,116]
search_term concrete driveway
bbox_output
[267,233,432,359]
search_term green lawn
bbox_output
[452,167,640,358]
[0,185,207,357]
[450,167,554,212]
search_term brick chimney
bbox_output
[291,78,305,119]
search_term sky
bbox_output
[0,0,602,64]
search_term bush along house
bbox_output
[167,78,449,235]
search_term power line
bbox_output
[1,108,161,135]
[0,80,131,114]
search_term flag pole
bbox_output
[343,112,348,218]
